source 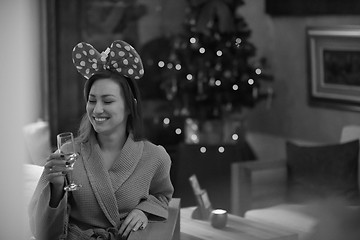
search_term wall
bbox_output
[138,0,186,45]
[138,0,360,143]
[0,0,42,238]
[240,0,360,143]
[0,1,43,124]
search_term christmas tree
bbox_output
[140,0,273,120]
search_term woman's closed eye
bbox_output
[88,99,114,104]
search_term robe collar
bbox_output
[81,133,144,227]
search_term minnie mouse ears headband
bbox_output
[72,40,144,80]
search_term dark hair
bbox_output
[75,70,144,143]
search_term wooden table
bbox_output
[180,207,297,240]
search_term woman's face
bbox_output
[86,78,129,135]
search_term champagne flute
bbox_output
[57,132,82,191]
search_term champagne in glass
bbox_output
[57,132,82,191]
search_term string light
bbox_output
[255,68,262,75]
[215,80,221,86]
[163,118,170,125]
[218,146,225,153]
[200,147,207,153]
[216,50,223,56]
[190,37,196,44]
[158,61,165,68]
[175,128,182,135]
[186,74,193,81]
[175,64,182,70]
[232,84,239,90]
[167,63,173,69]
[199,47,205,54]
[190,134,199,143]
[248,78,254,85]
[235,38,242,47]
[232,134,239,141]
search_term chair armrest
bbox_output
[128,198,181,240]
[231,160,287,216]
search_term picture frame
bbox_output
[266,0,360,16]
[307,26,360,111]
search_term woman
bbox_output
[29,40,174,239]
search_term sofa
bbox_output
[24,164,44,239]
[23,120,52,239]
[23,120,180,240]
[231,126,360,240]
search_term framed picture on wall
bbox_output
[307,26,360,112]
[266,0,360,16]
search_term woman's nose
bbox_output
[93,102,104,113]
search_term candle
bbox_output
[210,209,228,229]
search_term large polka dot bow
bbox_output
[72,40,144,80]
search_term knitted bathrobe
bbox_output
[29,134,174,240]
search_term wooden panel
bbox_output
[266,0,360,16]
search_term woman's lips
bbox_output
[94,117,108,123]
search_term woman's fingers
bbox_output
[45,153,72,171]
[44,153,72,185]
[121,218,140,238]
[132,220,143,232]
[119,210,148,238]
[45,162,72,173]
[140,220,147,230]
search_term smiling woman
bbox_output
[28,40,174,240]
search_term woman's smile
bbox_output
[93,117,108,123]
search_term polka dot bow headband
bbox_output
[72,40,144,80]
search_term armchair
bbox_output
[231,125,360,240]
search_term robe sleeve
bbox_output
[135,145,174,221]
[28,173,69,240]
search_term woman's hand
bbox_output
[119,209,148,238]
[44,152,72,189]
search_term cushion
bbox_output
[23,163,43,238]
[286,140,360,204]
[245,204,317,240]
[23,120,52,166]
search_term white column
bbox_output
[0,0,42,239]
